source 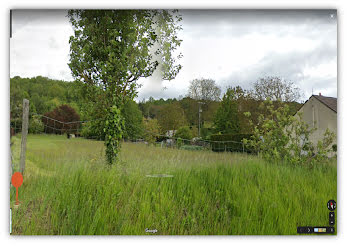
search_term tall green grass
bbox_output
[10,134,337,235]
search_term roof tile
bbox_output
[313,95,337,113]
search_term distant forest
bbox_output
[10,76,302,140]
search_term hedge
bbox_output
[210,133,253,152]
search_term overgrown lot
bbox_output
[10,135,337,235]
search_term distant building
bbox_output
[295,93,337,154]
[164,130,177,147]
[165,130,177,138]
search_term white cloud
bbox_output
[10,10,337,102]
[10,10,74,81]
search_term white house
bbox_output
[295,93,337,154]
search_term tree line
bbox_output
[10,75,302,140]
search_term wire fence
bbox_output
[10,112,251,154]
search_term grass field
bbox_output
[10,134,337,235]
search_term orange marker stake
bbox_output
[11,172,23,205]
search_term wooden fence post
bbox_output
[19,99,29,174]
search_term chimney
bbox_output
[319,92,322,96]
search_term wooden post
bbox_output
[19,99,29,174]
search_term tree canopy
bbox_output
[187,78,221,102]
[121,99,144,140]
[252,76,302,102]
[67,10,183,164]
[214,87,240,134]
[158,102,187,132]
[68,10,183,103]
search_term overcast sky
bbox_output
[10,9,337,102]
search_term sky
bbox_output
[10,9,337,102]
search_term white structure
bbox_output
[295,94,337,154]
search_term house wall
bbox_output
[297,96,337,150]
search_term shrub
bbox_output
[81,121,104,140]
[179,145,204,151]
[243,99,336,167]
[29,115,44,134]
[200,127,215,140]
[175,126,193,140]
[143,118,161,145]
[43,104,80,134]
[121,99,143,140]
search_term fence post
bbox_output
[19,99,29,174]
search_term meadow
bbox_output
[10,134,337,235]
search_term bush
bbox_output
[29,115,44,134]
[175,126,193,140]
[143,118,161,145]
[121,99,143,140]
[43,104,80,134]
[244,99,336,167]
[210,133,253,152]
[179,145,204,151]
[81,121,104,140]
[200,127,215,140]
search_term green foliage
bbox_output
[214,87,240,134]
[179,145,204,151]
[103,105,124,164]
[68,10,183,163]
[210,133,252,152]
[10,135,337,235]
[121,99,144,140]
[244,99,336,167]
[29,115,44,134]
[175,126,192,140]
[43,104,81,134]
[10,76,83,118]
[179,97,198,125]
[332,144,337,152]
[157,102,187,132]
[68,10,182,101]
[80,121,104,140]
[143,118,161,145]
[200,127,216,140]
